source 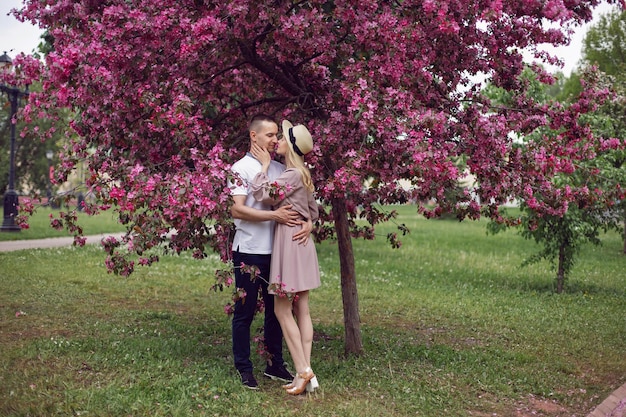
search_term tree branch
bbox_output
[200,60,247,86]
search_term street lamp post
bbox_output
[46,150,53,206]
[1,51,29,232]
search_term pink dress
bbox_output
[251,169,321,294]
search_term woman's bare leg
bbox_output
[274,295,307,373]
[293,291,313,366]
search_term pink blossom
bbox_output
[422,0,437,14]
[223,304,234,315]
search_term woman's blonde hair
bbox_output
[287,146,314,192]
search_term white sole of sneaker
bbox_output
[264,372,291,383]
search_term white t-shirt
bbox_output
[229,153,285,254]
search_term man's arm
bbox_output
[231,195,300,225]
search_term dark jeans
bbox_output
[232,251,285,373]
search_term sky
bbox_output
[0,0,617,75]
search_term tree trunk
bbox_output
[331,197,363,356]
[556,242,566,294]
[622,207,626,255]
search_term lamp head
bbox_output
[0,52,12,70]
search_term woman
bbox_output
[250,120,320,395]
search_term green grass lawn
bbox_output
[0,207,126,241]
[0,205,624,416]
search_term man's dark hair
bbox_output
[249,113,277,132]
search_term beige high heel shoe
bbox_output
[286,368,315,395]
[283,375,319,392]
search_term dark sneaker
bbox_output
[239,371,259,390]
[264,363,294,383]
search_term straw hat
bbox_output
[282,120,313,157]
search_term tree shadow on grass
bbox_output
[501,277,626,297]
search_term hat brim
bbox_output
[282,120,297,155]
[282,120,293,137]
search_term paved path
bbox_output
[0,233,125,252]
[0,235,624,417]
[588,382,626,417]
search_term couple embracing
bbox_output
[229,114,320,395]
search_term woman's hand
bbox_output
[251,142,271,172]
[293,218,313,246]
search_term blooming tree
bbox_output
[486,67,626,293]
[12,0,626,354]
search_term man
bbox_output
[229,114,312,389]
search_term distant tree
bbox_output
[552,70,583,102]
[0,80,61,201]
[1,29,62,203]
[550,7,625,103]
[582,7,626,74]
